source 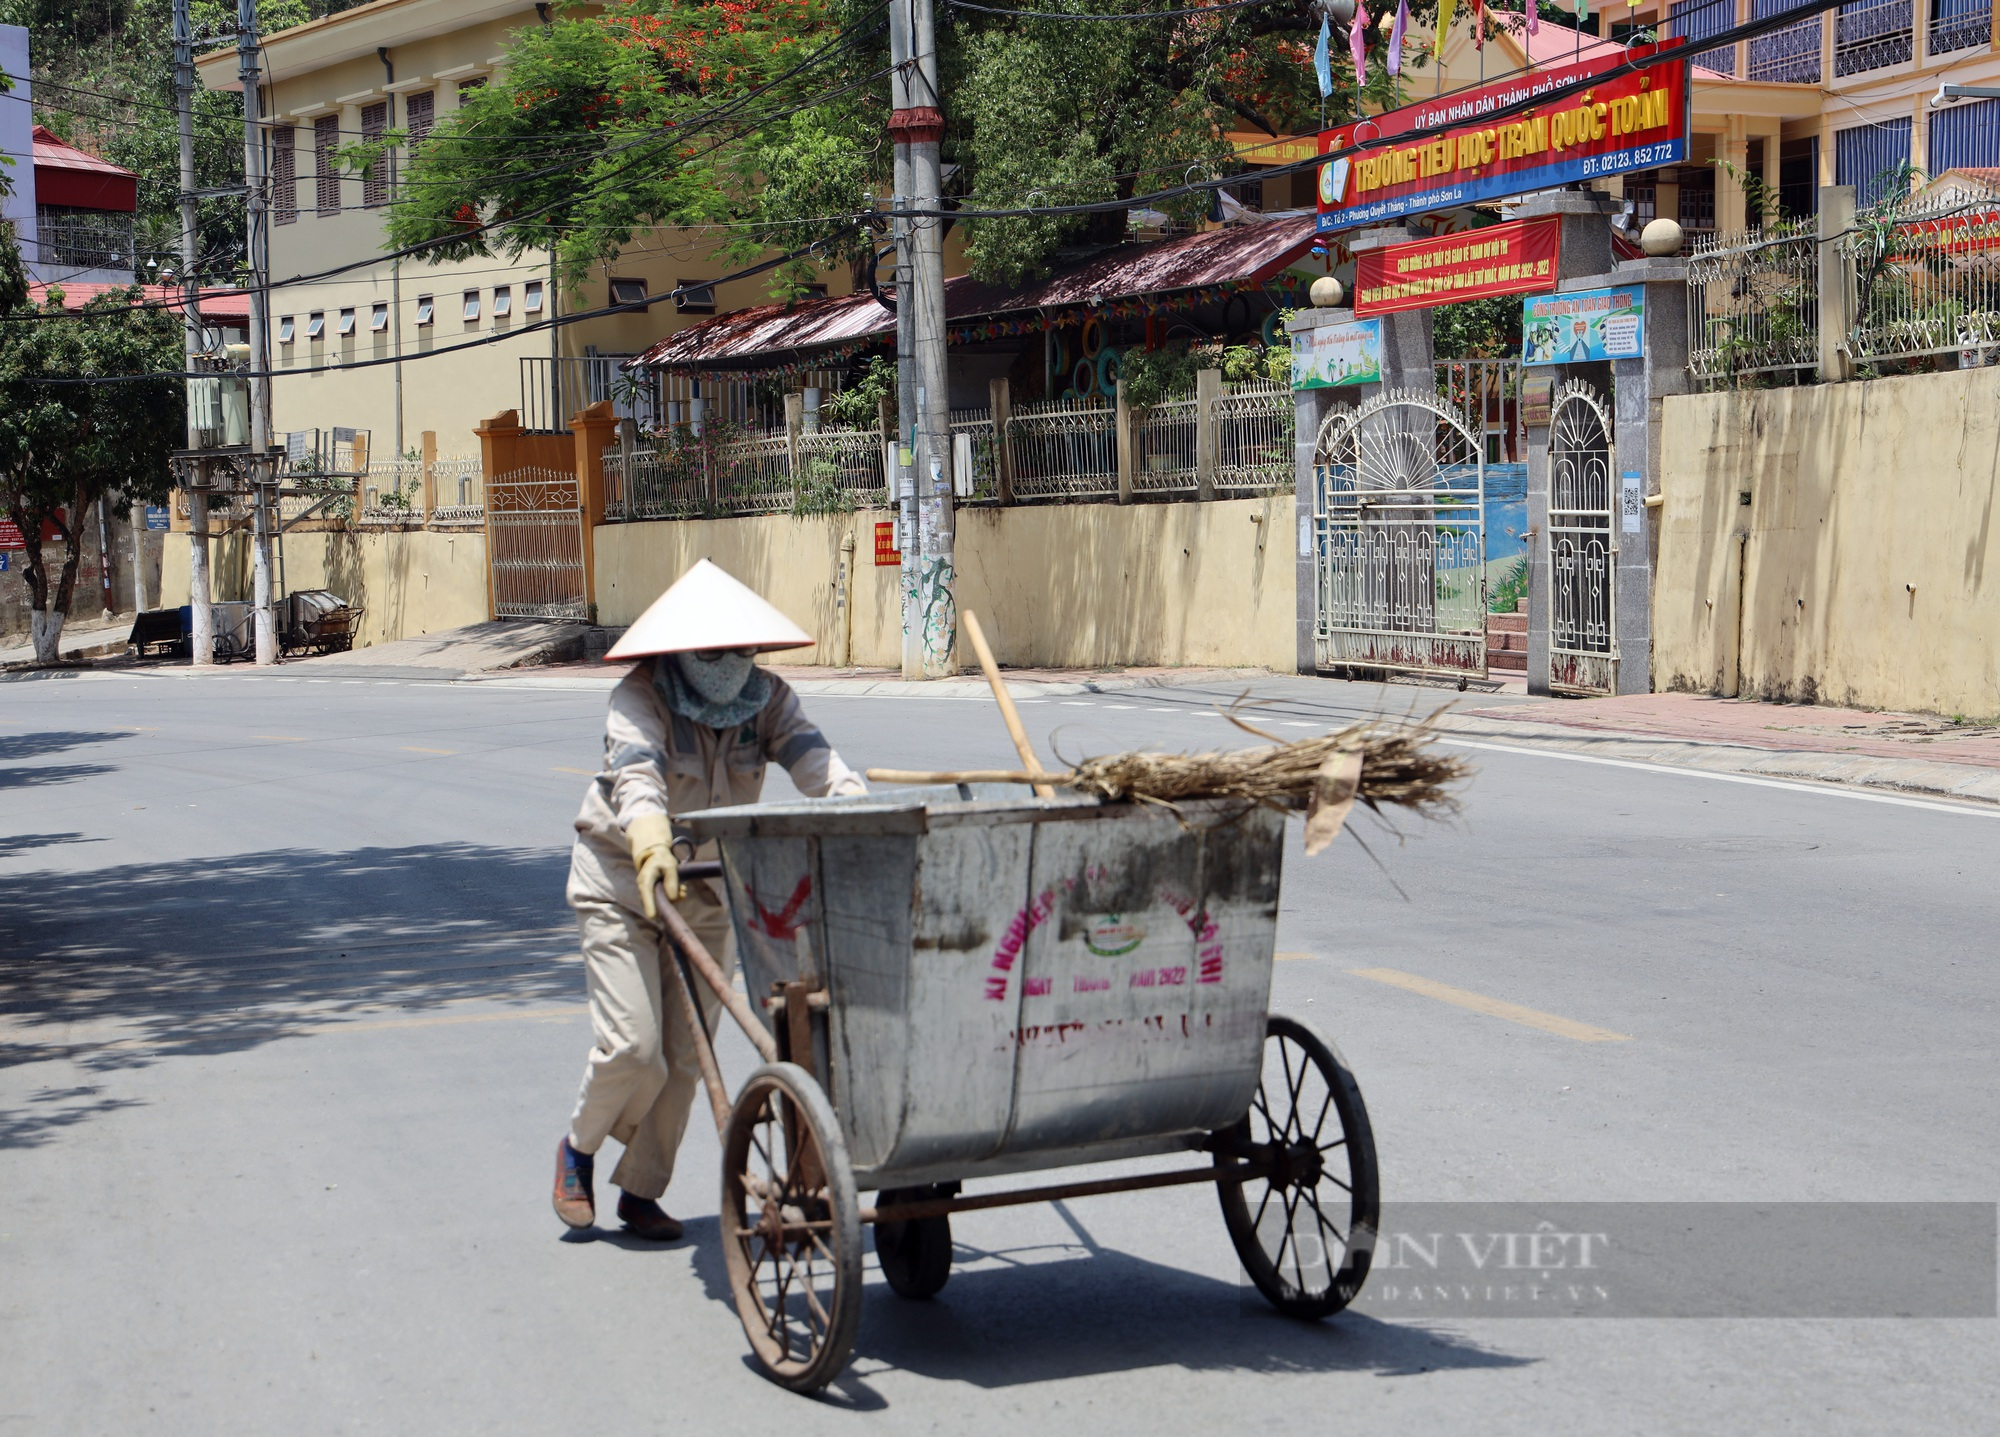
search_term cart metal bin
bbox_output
[667,787,1380,1392]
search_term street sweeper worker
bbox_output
[551,559,866,1240]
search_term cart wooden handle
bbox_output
[962,611,1054,799]
[653,877,780,1136]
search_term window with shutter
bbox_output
[272,128,297,225]
[406,91,435,147]
[315,115,340,215]
[362,102,389,208]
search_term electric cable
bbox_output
[3,227,858,385]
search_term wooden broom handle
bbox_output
[962,611,1054,798]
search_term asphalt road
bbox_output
[3,665,1996,1435]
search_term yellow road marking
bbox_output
[401,745,457,755]
[1275,950,1318,962]
[1348,967,1633,1043]
[552,766,597,776]
[253,734,310,742]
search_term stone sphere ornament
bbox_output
[1639,218,1685,257]
[1310,276,1345,308]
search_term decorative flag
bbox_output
[1314,14,1333,97]
[1574,0,1587,17]
[1471,0,1485,48]
[1526,0,1539,35]
[1349,0,1368,79]
[1435,0,1457,56]
[1387,0,1408,73]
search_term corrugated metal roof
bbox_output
[631,215,1317,370]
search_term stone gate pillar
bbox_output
[1518,191,1617,696]
[1610,253,1690,695]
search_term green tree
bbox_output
[386,0,1433,294]
[0,272,185,664]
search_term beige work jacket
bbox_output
[569,660,864,909]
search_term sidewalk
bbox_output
[1444,692,2000,807]
[0,612,137,668]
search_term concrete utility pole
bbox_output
[887,0,955,679]
[174,0,214,667]
[238,0,278,665]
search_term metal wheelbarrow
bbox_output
[660,784,1381,1393]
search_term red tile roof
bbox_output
[28,282,252,321]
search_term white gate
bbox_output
[1546,381,1617,696]
[1314,388,1487,678]
[486,467,588,620]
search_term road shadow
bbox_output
[0,842,575,1126]
[0,729,132,793]
[674,1217,1527,1399]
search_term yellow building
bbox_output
[195,0,863,466]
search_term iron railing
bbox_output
[1748,0,1824,81]
[1006,397,1118,501]
[1211,380,1294,496]
[1848,194,2000,366]
[1131,389,1200,495]
[1834,0,1912,74]
[948,409,1001,503]
[798,426,890,507]
[1688,218,1822,386]
[1928,0,1992,52]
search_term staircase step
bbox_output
[1488,648,1528,672]
[1487,613,1528,634]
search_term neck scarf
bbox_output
[653,651,772,730]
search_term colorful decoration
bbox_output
[1387,0,1409,75]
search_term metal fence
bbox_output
[1007,398,1118,500]
[603,424,888,520]
[1849,194,2000,366]
[1688,218,1822,386]
[1131,389,1200,495]
[429,457,485,523]
[948,409,1001,503]
[1211,380,1294,496]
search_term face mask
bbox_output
[676,648,756,705]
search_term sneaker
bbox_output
[553,1137,595,1229]
[616,1192,685,1242]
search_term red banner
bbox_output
[1318,45,1691,230]
[1354,217,1562,316]
[873,520,901,567]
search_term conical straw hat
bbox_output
[604,558,815,661]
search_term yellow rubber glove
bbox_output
[627,812,683,920]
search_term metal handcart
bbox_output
[664,783,1381,1393]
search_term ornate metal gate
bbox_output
[1314,388,1487,678]
[486,467,588,620]
[1546,381,1617,695]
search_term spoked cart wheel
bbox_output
[1216,1015,1381,1319]
[720,1062,863,1393]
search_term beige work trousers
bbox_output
[566,890,735,1201]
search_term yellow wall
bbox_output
[592,495,1297,671]
[1654,367,2000,718]
[159,526,491,651]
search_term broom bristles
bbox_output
[1063,712,1468,819]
